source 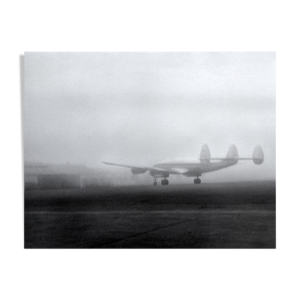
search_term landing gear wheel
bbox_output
[194,178,201,184]
[161,179,169,185]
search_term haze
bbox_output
[24,52,275,183]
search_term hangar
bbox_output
[24,162,103,190]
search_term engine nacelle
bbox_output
[131,167,147,174]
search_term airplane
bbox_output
[103,144,264,185]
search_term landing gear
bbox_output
[161,179,169,185]
[152,173,169,186]
[194,178,201,184]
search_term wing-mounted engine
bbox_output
[131,167,147,174]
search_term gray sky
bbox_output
[24,52,275,182]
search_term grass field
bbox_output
[24,181,276,248]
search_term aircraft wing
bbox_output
[102,162,182,174]
[103,161,154,171]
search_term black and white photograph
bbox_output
[24,52,276,248]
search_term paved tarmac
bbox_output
[24,181,276,248]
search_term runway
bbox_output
[26,209,273,215]
[24,181,276,248]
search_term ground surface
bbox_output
[24,181,276,248]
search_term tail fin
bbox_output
[253,145,264,164]
[226,145,239,163]
[200,144,211,163]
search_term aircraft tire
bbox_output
[194,178,201,184]
[161,179,169,185]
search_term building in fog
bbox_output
[24,162,107,190]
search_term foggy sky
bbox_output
[24,52,276,182]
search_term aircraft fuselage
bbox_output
[153,159,238,177]
[103,144,263,185]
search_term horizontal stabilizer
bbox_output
[206,145,264,164]
[209,157,258,161]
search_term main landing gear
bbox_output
[161,179,169,185]
[153,179,169,185]
[194,178,201,184]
